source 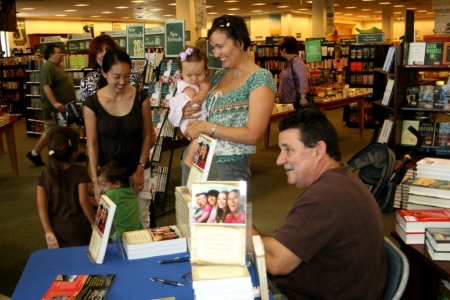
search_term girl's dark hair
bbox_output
[215,191,230,223]
[208,15,251,51]
[97,161,130,188]
[97,49,132,89]
[47,127,80,195]
[279,36,299,54]
[176,46,208,72]
[87,35,121,69]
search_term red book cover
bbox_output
[423,34,450,42]
[396,209,450,233]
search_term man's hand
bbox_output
[54,102,66,112]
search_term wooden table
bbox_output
[392,231,450,299]
[0,120,19,177]
[264,109,295,148]
[314,94,366,138]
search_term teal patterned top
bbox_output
[206,68,277,163]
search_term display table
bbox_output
[314,94,367,138]
[0,120,19,177]
[12,244,266,300]
[391,231,450,299]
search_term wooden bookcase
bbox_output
[0,57,30,114]
[254,44,286,79]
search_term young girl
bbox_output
[97,161,143,241]
[168,46,210,168]
[37,127,95,249]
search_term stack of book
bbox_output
[395,209,450,244]
[122,226,187,260]
[425,228,450,261]
[407,177,450,209]
[175,186,192,251]
[416,157,450,181]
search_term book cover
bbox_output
[443,42,450,65]
[40,274,115,300]
[158,58,179,83]
[419,121,436,146]
[418,85,435,109]
[148,81,162,107]
[88,195,117,264]
[424,42,444,65]
[410,177,450,198]
[252,235,269,300]
[417,157,450,171]
[382,47,395,72]
[381,79,395,106]
[426,228,450,252]
[190,181,247,266]
[426,239,450,261]
[395,222,426,245]
[408,194,450,208]
[433,85,450,109]
[407,42,426,65]
[377,119,394,144]
[159,82,176,107]
[400,120,420,145]
[395,209,450,233]
[185,134,217,194]
[406,87,420,108]
[435,122,450,147]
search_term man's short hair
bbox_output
[44,44,59,60]
[279,110,341,161]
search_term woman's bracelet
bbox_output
[211,124,218,138]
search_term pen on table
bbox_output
[150,277,184,286]
[159,254,190,264]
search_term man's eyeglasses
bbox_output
[182,272,192,283]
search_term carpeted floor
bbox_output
[0,108,396,297]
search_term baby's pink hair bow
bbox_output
[179,47,194,61]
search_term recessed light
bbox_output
[427,12,435,14]
[101,11,114,14]
[168,3,176,5]
[90,16,100,18]
[362,0,375,1]
[115,6,129,9]
[393,5,404,7]
[393,12,401,14]
[55,14,67,16]
[163,14,174,16]
[253,3,266,6]
[20,7,35,10]
[227,8,240,10]
[277,5,289,8]
[334,12,342,14]
[298,8,309,10]
[334,4,340,6]
[379,2,391,4]
[346,6,357,9]
[344,13,353,15]
[224,0,239,2]
[361,9,371,11]
[207,12,219,14]
[121,16,131,18]
[206,6,213,8]
[252,10,263,12]
[417,10,427,12]
[406,7,416,10]
[74,4,90,7]
[64,10,77,12]
[131,0,147,3]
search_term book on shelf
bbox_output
[426,228,450,252]
[395,221,425,244]
[381,79,395,106]
[122,225,187,260]
[252,235,269,300]
[87,195,117,264]
[408,194,450,209]
[426,238,450,261]
[407,42,426,65]
[190,181,247,266]
[424,42,444,65]
[418,85,435,109]
[395,209,450,233]
[148,81,162,106]
[382,46,396,72]
[406,86,420,108]
[443,42,450,65]
[185,134,217,194]
[377,119,394,144]
[419,121,436,146]
[433,85,450,110]
[409,177,450,199]
[40,274,115,300]
[400,120,420,145]
[435,122,450,147]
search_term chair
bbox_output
[383,237,409,300]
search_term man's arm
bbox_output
[42,85,65,112]
[252,226,302,275]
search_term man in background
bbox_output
[252,110,387,299]
[27,44,77,166]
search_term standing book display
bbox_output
[86,195,117,264]
[189,181,254,300]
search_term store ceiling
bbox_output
[15,0,437,22]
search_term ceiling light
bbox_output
[334,12,342,14]
[334,4,340,6]
[417,10,427,12]
[252,10,263,12]
[224,0,239,2]
[163,14,175,16]
[64,10,77,12]
[427,12,435,14]
[277,5,289,8]
[168,3,176,6]
[101,11,114,14]
[207,12,219,14]
[20,8,35,10]
[115,6,129,9]
[379,2,391,4]
[131,1,147,2]
[206,6,213,8]
[74,4,90,6]
[344,13,353,15]
[393,12,401,14]
[393,5,404,7]
[298,8,309,10]
[90,16,100,18]
[253,3,267,6]
[228,8,240,10]
[362,0,375,1]
[346,6,356,9]
[358,15,369,18]
[55,14,67,16]
[406,7,416,10]
[361,9,371,11]
[122,17,131,18]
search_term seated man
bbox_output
[252,110,387,299]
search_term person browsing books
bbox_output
[27,44,78,167]
[36,127,95,249]
[80,35,142,102]
[181,15,277,184]
[214,191,230,223]
[83,49,155,229]
[252,110,387,299]
[168,46,210,169]
[97,161,143,241]
[277,36,310,110]
[223,189,245,224]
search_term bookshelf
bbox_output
[0,57,31,114]
[254,44,285,80]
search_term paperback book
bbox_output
[418,85,435,109]
[40,274,115,300]
[87,195,117,264]
[424,42,443,65]
[408,194,450,209]
[426,239,450,261]
[426,228,450,252]
[407,42,426,65]
[409,177,450,199]
[435,122,450,147]
[252,235,269,300]
[395,221,425,245]
[382,46,395,72]
[400,120,420,145]
[406,86,420,108]
[433,85,450,110]
[419,122,435,146]
[395,209,450,233]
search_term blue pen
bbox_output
[159,254,190,264]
